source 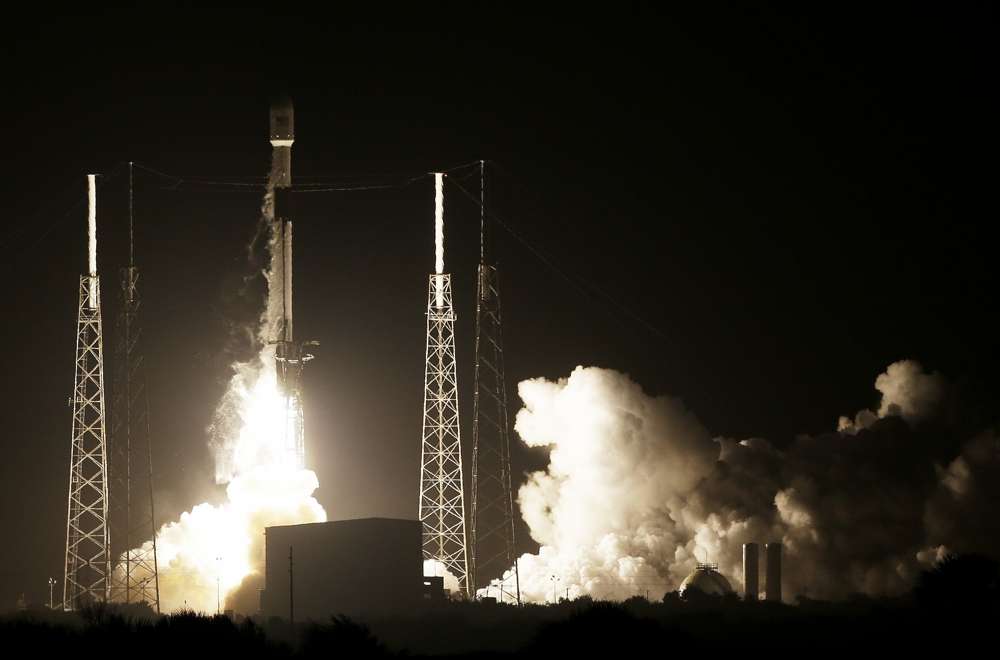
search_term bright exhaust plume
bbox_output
[121,156,326,613]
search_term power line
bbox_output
[0,163,129,271]
[11,157,670,349]
[129,159,483,193]
[446,174,671,344]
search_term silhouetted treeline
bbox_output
[5,554,997,658]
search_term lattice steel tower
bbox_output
[470,161,519,602]
[64,175,111,610]
[419,174,470,596]
[109,163,160,610]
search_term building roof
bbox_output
[678,564,734,598]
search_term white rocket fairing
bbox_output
[270,95,294,187]
[269,96,309,469]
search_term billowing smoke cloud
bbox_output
[424,559,461,594]
[838,359,950,432]
[121,154,326,613]
[502,361,999,603]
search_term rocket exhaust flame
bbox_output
[120,106,325,613]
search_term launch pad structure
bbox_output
[57,99,531,610]
[469,162,519,602]
[419,175,471,597]
[64,176,111,610]
[109,163,160,611]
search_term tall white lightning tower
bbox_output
[419,173,470,596]
[64,174,111,610]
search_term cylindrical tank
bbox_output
[765,542,782,602]
[743,542,759,601]
[283,221,293,341]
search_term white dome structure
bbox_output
[678,563,734,598]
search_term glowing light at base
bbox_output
[120,155,326,613]
[122,356,326,613]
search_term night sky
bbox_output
[2,5,996,605]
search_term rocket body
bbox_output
[268,97,313,470]
[270,96,300,413]
[270,96,294,187]
[270,96,294,345]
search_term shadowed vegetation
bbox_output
[4,555,998,657]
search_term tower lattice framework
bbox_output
[470,162,519,601]
[109,166,160,610]
[470,264,519,598]
[64,274,111,610]
[419,273,470,596]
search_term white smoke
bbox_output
[506,367,720,602]
[838,359,949,433]
[121,155,327,613]
[501,361,999,603]
[875,360,948,423]
[126,465,324,613]
[423,559,461,594]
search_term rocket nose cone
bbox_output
[270,95,294,142]
[270,94,293,115]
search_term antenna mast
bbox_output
[470,161,519,603]
[109,162,160,611]
[419,174,470,596]
[64,175,111,610]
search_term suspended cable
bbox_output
[447,174,671,344]
[129,158,484,193]
[0,162,128,262]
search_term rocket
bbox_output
[270,96,309,401]
[269,96,314,470]
[270,96,294,347]
[269,97,317,403]
[270,95,294,186]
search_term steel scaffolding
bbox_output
[108,164,160,610]
[418,273,470,596]
[109,265,160,611]
[470,162,519,602]
[64,274,111,610]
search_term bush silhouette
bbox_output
[915,553,1000,612]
